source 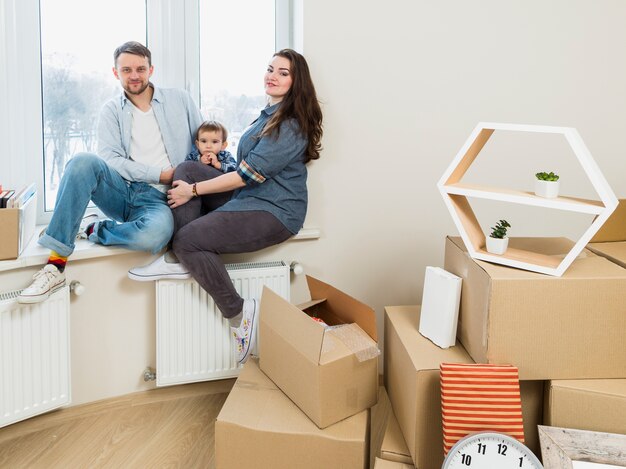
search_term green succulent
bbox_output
[535,171,560,182]
[490,219,511,239]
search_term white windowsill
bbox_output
[0,226,321,273]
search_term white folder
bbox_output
[418,266,462,349]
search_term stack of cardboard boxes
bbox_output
[216,206,626,468]
[542,202,626,439]
[381,231,626,468]
[215,276,380,469]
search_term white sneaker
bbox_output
[127,251,191,281]
[230,299,259,364]
[18,265,66,304]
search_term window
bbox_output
[198,0,276,152]
[0,0,294,223]
[40,0,147,211]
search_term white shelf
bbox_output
[442,183,606,215]
[438,122,618,277]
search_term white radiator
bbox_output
[0,287,71,428]
[155,260,290,387]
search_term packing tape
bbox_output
[325,323,380,362]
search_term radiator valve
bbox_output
[69,281,86,296]
[290,262,304,276]
[143,367,156,381]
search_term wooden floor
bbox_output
[0,379,235,469]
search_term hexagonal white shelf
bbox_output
[438,122,618,276]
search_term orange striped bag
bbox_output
[440,363,524,455]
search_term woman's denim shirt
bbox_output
[217,103,308,234]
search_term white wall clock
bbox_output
[442,432,543,469]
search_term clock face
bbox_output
[442,432,543,469]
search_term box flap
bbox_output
[261,286,325,364]
[306,276,378,342]
[297,298,327,311]
[381,407,413,464]
[370,386,393,469]
[590,199,626,242]
[587,241,626,269]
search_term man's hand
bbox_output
[159,167,175,184]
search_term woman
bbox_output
[166,49,322,364]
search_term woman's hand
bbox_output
[168,180,194,208]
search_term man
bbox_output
[18,41,202,303]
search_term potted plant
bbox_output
[486,219,511,255]
[535,171,560,198]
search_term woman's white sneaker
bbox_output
[18,265,66,304]
[231,299,259,364]
[128,252,191,281]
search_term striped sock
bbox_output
[47,251,68,273]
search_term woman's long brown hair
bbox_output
[261,49,323,163]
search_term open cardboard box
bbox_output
[587,198,626,268]
[0,193,37,261]
[445,235,626,380]
[259,275,379,429]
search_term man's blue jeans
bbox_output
[39,153,173,257]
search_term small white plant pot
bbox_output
[534,179,560,199]
[486,236,509,255]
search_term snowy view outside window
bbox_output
[40,0,146,211]
[40,0,275,212]
[198,1,275,156]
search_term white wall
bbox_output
[3,0,626,405]
[299,0,626,331]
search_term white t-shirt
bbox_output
[129,103,171,192]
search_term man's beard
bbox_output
[124,81,150,96]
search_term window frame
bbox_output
[0,0,294,224]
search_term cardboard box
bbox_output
[0,193,37,261]
[589,198,626,243]
[369,386,413,468]
[369,386,392,469]
[374,458,413,469]
[380,404,413,465]
[384,306,543,469]
[260,276,379,429]
[587,198,626,268]
[544,379,626,435]
[444,235,626,380]
[215,358,369,469]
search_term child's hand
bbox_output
[201,152,221,169]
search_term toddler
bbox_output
[185,121,236,172]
